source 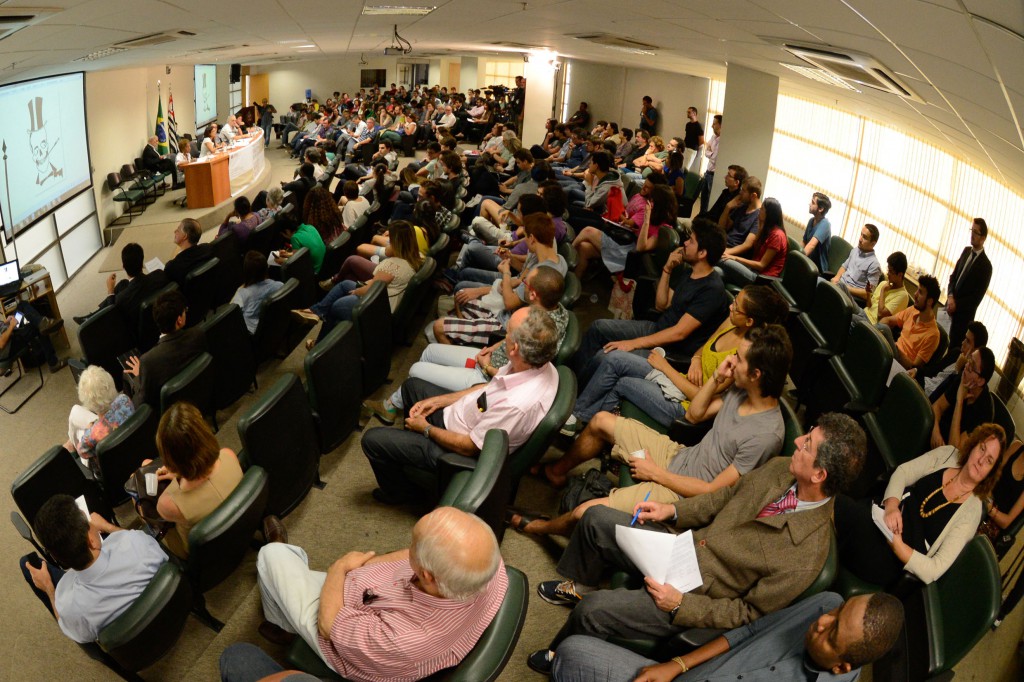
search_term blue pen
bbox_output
[630,491,651,526]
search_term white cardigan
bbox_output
[884,445,983,584]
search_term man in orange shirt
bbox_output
[878,274,941,370]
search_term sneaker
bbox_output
[559,414,582,437]
[537,579,582,607]
[465,195,483,208]
[527,649,555,674]
[363,399,397,425]
[319,279,334,292]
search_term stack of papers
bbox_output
[615,525,704,593]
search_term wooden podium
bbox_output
[183,154,230,209]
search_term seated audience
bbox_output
[64,365,134,470]
[255,186,285,219]
[718,196,788,282]
[563,284,788,432]
[520,323,791,538]
[551,591,903,681]
[832,223,882,304]
[0,301,65,373]
[20,495,167,643]
[302,186,345,243]
[281,163,317,215]
[803,192,832,272]
[921,320,986,398]
[525,413,866,673]
[142,135,181,189]
[149,401,243,559]
[165,218,213,287]
[362,306,559,504]
[231,251,285,334]
[572,183,676,279]
[124,290,207,409]
[338,180,370,228]
[719,176,762,257]
[274,213,326,275]
[836,423,1004,587]
[853,250,910,326]
[930,347,995,449]
[699,163,744,225]
[255,507,507,679]
[296,221,421,345]
[877,274,940,370]
[571,219,729,388]
[72,242,168,329]
[216,195,261,247]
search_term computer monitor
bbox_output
[0,258,21,297]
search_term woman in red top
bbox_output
[719,196,788,283]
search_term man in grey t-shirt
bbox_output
[510,324,792,538]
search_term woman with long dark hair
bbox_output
[719,196,788,283]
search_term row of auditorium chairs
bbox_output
[105,160,172,228]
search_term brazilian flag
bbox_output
[155,98,168,155]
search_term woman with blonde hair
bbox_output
[64,365,134,471]
[297,220,422,347]
[151,402,243,558]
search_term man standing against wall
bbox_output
[943,218,992,366]
[639,96,658,135]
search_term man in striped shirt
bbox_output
[256,507,508,681]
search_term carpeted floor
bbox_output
[1,143,1021,681]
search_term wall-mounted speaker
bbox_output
[230,63,241,83]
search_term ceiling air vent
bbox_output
[569,33,659,51]
[780,42,923,102]
[114,30,195,49]
[0,8,58,41]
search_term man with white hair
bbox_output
[256,507,508,680]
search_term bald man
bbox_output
[255,508,509,680]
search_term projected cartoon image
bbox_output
[27,96,63,186]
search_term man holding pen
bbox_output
[525,412,866,674]
[511,324,792,538]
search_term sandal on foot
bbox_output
[505,507,550,532]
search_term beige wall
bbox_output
[251,56,401,106]
[87,65,197,227]
[562,59,710,143]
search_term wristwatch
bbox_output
[423,425,432,440]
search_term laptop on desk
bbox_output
[0,259,21,300]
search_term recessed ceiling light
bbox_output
[780,62,860,92]
[292,44,316,48]
[74,47,128,61]
[278,39,308,44]
[604,45,656,56]
[362,5,436,15]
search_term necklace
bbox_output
[919,470,972,519]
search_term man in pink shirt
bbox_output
[361,306,560,504]
[256,507,508,681]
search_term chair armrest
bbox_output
[667,419,712,446]
[672,627,726,649]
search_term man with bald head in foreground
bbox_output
[256,507,508,680]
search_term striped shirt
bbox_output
[318,559,508,681]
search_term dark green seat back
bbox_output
[833,320,893,412]
[352,280,393,396]
[186,466,269,592]
[428,233,449,258]
[561,272,581,310]
[94,404,159,508]
[159,351,216,427]
[253,277,298,365]
[825,235,852,276]
[237,374,319,517]
[805,280,851,356]
[201,304,256,410]
[138,282,179,353]
[863,372,933,472]
[779,399,803,457]
[774,250,818,312]
[992,393,1016,442]
[555,311,580,366]
[282,247,316,308]
[304,321,362,453]
[248,215,279,257]
[438,429,510,543]
[321,231,354,282]
[558,241,578,270]
[209,231,243,307]
[392,257,437,346]
[182,256,221,326]
[97,562,192,672]
[78,305,135,390]
[11,445,112,525]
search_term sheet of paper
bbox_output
[145,257,164,274]
[871,504,895,542]
[75,494,89,520]
[615,525,703,593]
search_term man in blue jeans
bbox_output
[570,218,729,389]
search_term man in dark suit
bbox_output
[164,218,213,287]
[142,136,181,189]
[124,289,206,410]
[943,218,992,366]
[73,243,168,332]
[526,412,867,674]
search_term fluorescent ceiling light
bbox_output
[278,39,307,44]
[362,5,436,15]
[780,62,860,92]
[293,44,316,48]
[604,45,656,56]
[74,47,127,61]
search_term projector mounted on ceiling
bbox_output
[384,24,412,55]
[779,41,923,103]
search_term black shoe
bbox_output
[527,649,555,675]
[48,359,67,374]
[262,515,288,544]
[73,314,90,325]
[258,620,296,646]
[371,488,408,505]
[37,317,64,336]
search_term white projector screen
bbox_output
[194,64,218,130]
[0,72,92,239]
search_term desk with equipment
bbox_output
[0,263,69,350]
[182,130,265,209]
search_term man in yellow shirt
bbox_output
[863,251,911,324]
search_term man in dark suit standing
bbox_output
[73,243,167,332]
[943,218,992,366]
[142,136,181,189]
[124,289,206,410]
